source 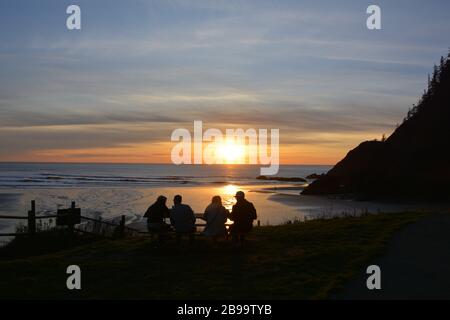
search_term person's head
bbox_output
[173,194,182,205]
[235,191,245,201]
[211,195,222,206]
[156,195,167,205]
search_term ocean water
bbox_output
[0,163,331,188]
[0,163,438,237]
[0,163,332,235]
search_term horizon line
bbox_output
[0,161,334,166]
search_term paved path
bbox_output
[334,213,450,299]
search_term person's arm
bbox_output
[164,206,171,218]
[230,205,236,221]
[250,203,257,220]
[189,206,196,224]
[143,206,151,218]
[168,207,175,225]
[222,207,230,223]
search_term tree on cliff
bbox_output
[302,52,450,200]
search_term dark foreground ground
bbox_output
[1,211,447,299]
[334,212,450,299]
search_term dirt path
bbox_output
[333,212,450,299]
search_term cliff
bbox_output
[302,53,450,200]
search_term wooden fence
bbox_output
[0,200,133,238]
[0,200,260,239]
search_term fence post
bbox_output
[119,215,126,238]
[68,201,76,234]
[28,200,36,235]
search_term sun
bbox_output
[217,141,245,164]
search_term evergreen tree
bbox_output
[431,64,439,89]
[402,54,449,124]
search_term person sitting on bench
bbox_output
[203,195,229,243]
[229,191,257,248]
[143,195,171,246]
[170,195,196,245]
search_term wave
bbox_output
[0,164,332,189]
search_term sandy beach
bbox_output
[2,182,448,237]
[0,183,304,233]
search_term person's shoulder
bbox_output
[245,200,256,208]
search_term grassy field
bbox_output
[0,212,424,299]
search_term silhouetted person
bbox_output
[143,195,170,246]
[230,191,257,248]
[170,195,196,245]
[203,195,229,244]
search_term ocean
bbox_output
[0,163,331,189]
[0,163,438,239]
[0,163,330,234]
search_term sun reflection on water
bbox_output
[220,184,238,221]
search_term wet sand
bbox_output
[267,192,450,218]
[1,184,447,234]
[0,184,308,233]
[0,193,23,231]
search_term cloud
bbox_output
[1,0,449,163]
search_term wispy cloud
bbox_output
[1,0,449,163]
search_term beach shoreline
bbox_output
[2,181,448,235]
[0,183,307,233]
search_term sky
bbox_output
[0,0,449,165]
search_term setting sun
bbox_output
[217,141,245,164]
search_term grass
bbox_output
[0,211,425,299]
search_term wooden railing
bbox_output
[0,200,138,238]
[0,200,261,239]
